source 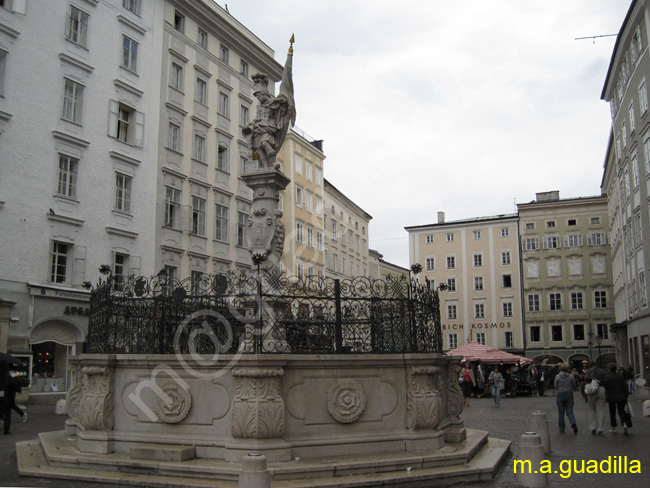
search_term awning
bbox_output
[446,342,532,365]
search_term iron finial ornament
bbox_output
[288,33,295,55]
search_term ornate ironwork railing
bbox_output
[86,270,442,355]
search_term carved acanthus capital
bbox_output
[231,367,285,439]
[407,367,443,430]
[79,366,115,431]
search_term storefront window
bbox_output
[31,342,71,392]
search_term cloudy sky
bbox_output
[223,0,630,268]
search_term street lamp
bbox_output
[595,335,603,367]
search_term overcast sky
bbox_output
[223,0,630,268]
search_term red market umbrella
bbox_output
[446,341,532,366]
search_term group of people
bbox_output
[459,362,506,407]
[0,360,27,435]
[554,362,632,435]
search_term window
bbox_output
[174,11,185,32]
[240,105,249,126]
[474,302,485,318]
[446,255,455,269]
[237,212,248,247]
[525,223,535,230]
[123,0,139,14]
[296,186,303,207]
[295,153,303,174]
[573,324,585,341]
[632,155,640,189]
[522,237,538,250]
[640,271,648,308]
[342,257,347,275]
[239,156,248,175]
[639,81,648,114]
[296,222,304,243]
[570,292,583,310]
[502,302,513,317]
[113,253,129,286]
[171,62,183,90]
[588,232,606,246]
[594,290,607,308]
[530,326,541,342]
[168,122,181,152]
[121,36,138,72]
[66,6,89,47]
[446,233,454,242]
[502,274,512,288]
[473,253,483,267]
[590,217,601,225]
[305,160,313,181]
[193,134,205,162]
[165,186,181,229]
[501,250,511,265]
[448,333,458,350]
[549,292,562,311]
[567,219,577,226]
[505,331,514,348]
[340,225,346,245]
[476,332,486,345]
[316,230,323,250]
[217,146,229,171]
[331,220,337,240]
[564,233,583,248]
[220,45,229,63]
[109,101,144,147]
[473,230,482,240]
[596,323,609,340]
[307,226,314,247]
[474,276,484,291]
[447,277,456,292]
[240,60,249,78]
[551,325,563,342]
[50,242,70,284]
[332,252,338,272]
[622,122,627,147]
[629,103,636,133]
[215,204,229,242]
[190,196,206,236]
[527,294,540,312]
[195,78,207,105]
[426,235,434,244]
[501,227,509,237]
[543,235,560,249]
[316,196,323,216]
[546,220,556,228]
[447,304,457,320]
[305,191,313,212]
[425,257,435,271]
[57,155,78,198]
[218,92,229,117]
[114,173,132,212]
[315,166,323,186]
[62,79,84,124]
[197,28,208,49]
[0,51,5,96]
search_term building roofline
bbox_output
[517,194,606,210]
[324,178,373,220]
[600,128,615,189]
[601,0,638,100]
[404,213,518,231]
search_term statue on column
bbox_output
[243,35,296,169]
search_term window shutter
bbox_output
[181,204,192,232]
[76,86,84,124]
[73,245,87,285]
[108,100,118,138]
[134,111,145,147]
[130,256,141,276]
[13,0,27,15]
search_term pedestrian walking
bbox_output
[554,363,578,433]
[488,365,504,407]
[603,362,631,435]
[1,362,27,434]
[460,362,476,407]
[585,361,607,435]
[535,368,544,396]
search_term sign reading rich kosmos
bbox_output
[442,322,512,330]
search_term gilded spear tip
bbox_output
[288,34,295,55]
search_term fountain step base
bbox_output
[17,430,509,487]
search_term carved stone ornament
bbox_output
[231,368,285,439]
[407,367,443,430]
[327,379,367,424]
[446,365,464,418]
[66,362,83,420]
[79,366,115,431]
[152,380,192,424]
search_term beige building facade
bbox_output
[601,0,650,387]
[323,179,372,280]
[518,192,615,366]
[406,213,524,353]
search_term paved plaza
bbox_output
[0,394,648,487]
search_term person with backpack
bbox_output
[1,361,27,435]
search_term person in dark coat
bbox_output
[603,362,630,434]
[1,361,26,435]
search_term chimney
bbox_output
[437,211,445,223]
[535,191,560,202]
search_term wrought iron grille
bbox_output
[87,270,442,355]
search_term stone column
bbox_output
[77,362,116,454]
[226,366,291,462]
[405,366,445,451]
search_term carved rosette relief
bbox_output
[66,362,83,420]
[152,380,192,423]
[231,368,284,439]
[79,366,115,431]
[446,364,464,418]
[327,379,367,424]
[407,367,443,430]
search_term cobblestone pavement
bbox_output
[459,393,649,488]
[1,396,648,487]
